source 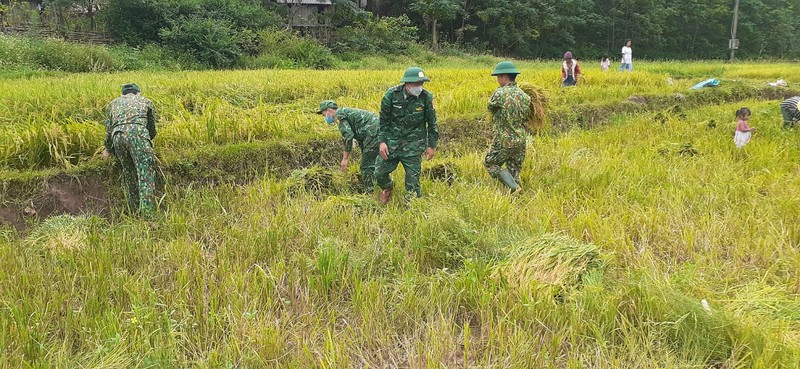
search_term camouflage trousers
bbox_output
[485,141,526,183]
[376,152,423,198]
[357,135,380,192]
[112,132,157,219]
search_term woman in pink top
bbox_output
[734,107,754,148]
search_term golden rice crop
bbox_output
[3,61,800,367]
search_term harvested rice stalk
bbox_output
[519,83,549,133]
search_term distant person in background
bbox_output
[781,96,800,129]
[102,83,159,219]
[561,51,581,87]
[734,107,754,148]
[317,100,380,193]
[600,55,610,72]
[36,2,46,24]
[619,40,633,72]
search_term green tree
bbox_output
[50,0,107,30]
[160,17,241,68]
[409,0,461,50]
[103,0,167,45]
[471,0,543,55]
[737,0,799,59]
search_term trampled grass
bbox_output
[2,61,800,367]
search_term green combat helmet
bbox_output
[400,67,431,83]
[317,100,338,114]
[491,61,521,76]
[122,83,141,94]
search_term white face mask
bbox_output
[407,85,423,97]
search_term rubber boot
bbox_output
[498,170,521,194]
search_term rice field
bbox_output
[2,61,800,368]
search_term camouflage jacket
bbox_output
[378,85,438,156]
[104,94,157,152]
[488,82,531,147]
[336,107,380,152]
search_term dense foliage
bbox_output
[2,0,798,69]
[373,0,800,59]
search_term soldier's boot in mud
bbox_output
[499,170,521,195]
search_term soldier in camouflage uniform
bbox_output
[485,61,531,194]
[101,83,158,219]
[317,100,380,192]
[376,67,439,204]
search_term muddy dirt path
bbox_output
[1,174,109,230]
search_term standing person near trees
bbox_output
[101,83,158,219]
[561,51,581,87]
[619,39,633,72]
[375,67,439,204]
[485,61,531,195]
[317,100,380,193]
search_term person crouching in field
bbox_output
[781,96,800,129]
[317,100,380,193]
[734,107,754,149]
[376,67,439,204]
[486,61,531,195]
[600,55,610,72]
[101,83,158,219]
[561,51,581,87]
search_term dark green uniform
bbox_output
[376,85,439,198]
[104,93,157,219]
[485,82,531,184]
[336,107,380,190]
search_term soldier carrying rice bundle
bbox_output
[485,61,548,195]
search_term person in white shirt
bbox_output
[618,39,633,72]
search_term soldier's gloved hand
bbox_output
[340,157,349,172]
[101,150,111,160]
[379,143,389,160]
[424,147,436,160]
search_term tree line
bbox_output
[3,0,798,66]
[381,0,800,60]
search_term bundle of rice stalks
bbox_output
[286,166,353,198]
[492,233,605,294]
[678,142,699,157]
[25,215,90,252]
[287,167,335,197]
[423,161,459,186]
[519,83,549,134]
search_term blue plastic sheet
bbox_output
[690,78,720,90]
